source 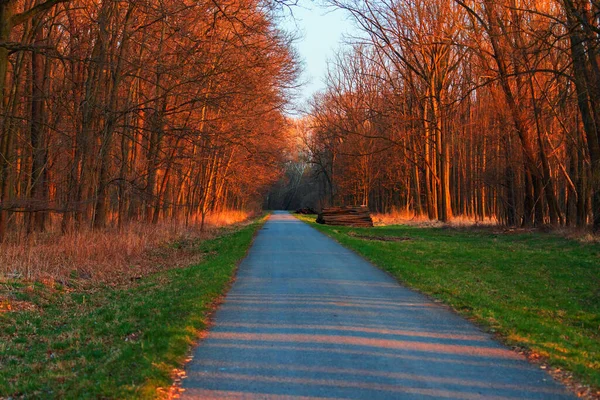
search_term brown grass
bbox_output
[371,210,599,242]
[0,210,253,285]
[372,210,498,228]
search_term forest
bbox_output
[1,1,599,397]
[0,0,297,242]
[274,0,600,231]
[2,0,600,244]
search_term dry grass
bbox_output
[0,210,253,285]
[0,219,266,398]
[560,229,600,244]
[372,210,600,243]
[201,209,252,226]
[372,210,498,228]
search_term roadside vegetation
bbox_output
[297,214,600,395]
[0,216,265,399]
[0,211,251,284]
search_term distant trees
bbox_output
[306,0,600,230]
[4,0,599,232]
[0,0,297,240]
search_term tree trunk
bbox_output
[563,0,600,231]
[28,20,48,233]
[0,1,15,241]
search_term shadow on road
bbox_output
[181,212,573,400]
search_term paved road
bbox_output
[180,211,574,399]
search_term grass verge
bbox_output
[0,217,265,399]
[296,214,600,395]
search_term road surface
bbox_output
[180,211,574,399]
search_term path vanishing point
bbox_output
[180,211,575,399]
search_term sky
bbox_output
[278,3,353,113]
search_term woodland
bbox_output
[272,0,600,232]
[0,0,297,242]
[2,0,600,245]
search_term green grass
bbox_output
[0,218,265,399]
[297,215,600,389]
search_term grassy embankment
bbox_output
[0,217,265,399]
[297,214,600,393]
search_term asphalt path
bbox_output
[180,211,575,399]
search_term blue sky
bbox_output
[278,2,352,112]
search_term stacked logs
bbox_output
[316,206,374,227]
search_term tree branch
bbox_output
[11,0,69,27]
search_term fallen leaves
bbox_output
[0,298,38,313]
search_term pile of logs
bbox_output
[316,206,374,227]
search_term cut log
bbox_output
[316,206,374,227]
